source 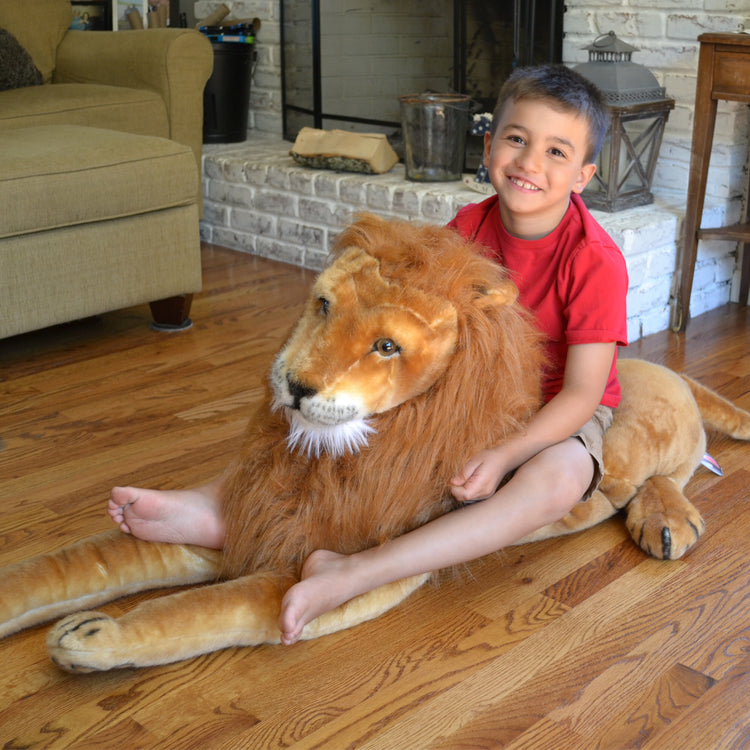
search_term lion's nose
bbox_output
[286,375,317,410]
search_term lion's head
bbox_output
[270,213,542,458]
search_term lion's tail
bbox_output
[681,375,750,440]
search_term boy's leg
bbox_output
[107,477,226,549]
[279,437,594,644]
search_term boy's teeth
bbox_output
[511,177,539,190]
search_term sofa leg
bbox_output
[149,294,194,331]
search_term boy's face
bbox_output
[483,98,597,239]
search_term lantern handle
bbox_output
[593,31,617,48]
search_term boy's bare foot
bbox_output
[278,549,362,645]
[107,484,226,549]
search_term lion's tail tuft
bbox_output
[681,375,750,440]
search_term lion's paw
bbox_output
[627,509,705,560]
[46,611,133,673]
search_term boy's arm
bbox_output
[451,341,616,502]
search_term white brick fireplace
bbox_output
[195,0,750,341]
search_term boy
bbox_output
[108,64,628,646]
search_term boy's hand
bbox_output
[449,448,509,503]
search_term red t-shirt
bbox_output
[447,193,628,407]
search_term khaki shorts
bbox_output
[575,403,614,501]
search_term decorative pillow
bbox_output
[0,27,43,91]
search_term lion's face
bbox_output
[271,246,459,456]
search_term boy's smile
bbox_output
[483,99,597,240]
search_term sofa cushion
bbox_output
[0,28,43,90]
[0,0,72,83]
[0,82,169,136]
[0,125,198,239]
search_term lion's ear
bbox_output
[474,278,519,308]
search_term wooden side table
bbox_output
[673,32,750,332]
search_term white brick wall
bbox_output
[195,1,750,338]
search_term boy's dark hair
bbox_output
[491,64,610,164]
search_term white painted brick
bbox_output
[206,180,255,208]
[662,74,697,101]
[278,219,325,248]
[692,260,718,292]
[213,226,256,254]
[221,159,247,184]
[366,183,395,211]
[392,186,422,218]
[648,246,679,278]
[589,11,665,38]
[298,197,353,226]
[705,0,747,11]
[203,157,225,180]
[638,306,672,338]
[595,206,679,255]
[266,166,292,190]
[202,200,230,227]
[339,177,369,207]
[421,192,460,223]
[667,14,747,40]
[254,187,297,214]
[716,254,739,284]
[304,248,330,271]
[689,283,732,319]
[252,112,283,135]
[312,172,341,200]
[288,169,316,195]
[626,316,642,343]
[255,236,305,266]
[242,162,270,186]
[232,208,277,236]
[624,253,649,287]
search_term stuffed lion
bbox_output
[1,214,749,673]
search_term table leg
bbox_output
[674,43,718,332]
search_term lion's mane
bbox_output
[220,215,545,580]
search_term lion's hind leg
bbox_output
[625,475,705,560]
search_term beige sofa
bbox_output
[0,0,214,338]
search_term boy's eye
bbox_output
[507,135,525,145]
[549,147,566,158]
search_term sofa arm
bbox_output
[55,29,213,170]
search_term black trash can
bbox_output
[202,28,255,143]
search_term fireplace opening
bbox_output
[280,0,565,148]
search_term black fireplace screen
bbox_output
[280,0,564,142]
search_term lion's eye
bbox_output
[317,296,330,317]
[373,338,400,357]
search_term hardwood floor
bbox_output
[1,243,749,749]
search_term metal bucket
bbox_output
[399,93,471,181]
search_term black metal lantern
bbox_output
[575,31,675,212]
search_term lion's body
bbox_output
[0,215,748,673]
